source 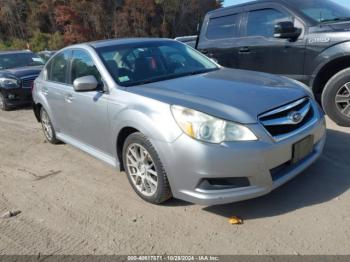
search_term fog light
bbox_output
[197,177,250,190]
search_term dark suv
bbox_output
[193,0,350,126]
[0,50,44,111]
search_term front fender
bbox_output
[110,101,183,146]
[309,41,350,87]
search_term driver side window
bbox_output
[246,8,293,38]
[70,50,101,84]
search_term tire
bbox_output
[322,68,350,127]
[0,92,10,111]
[40,107,59,144]
[122,132,172,204]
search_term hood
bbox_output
[328,21,350,32]
[0,65,43,79]
[310,22,350,34]
[127,68,308,124]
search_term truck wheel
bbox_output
[0,93,10,111]
[322,68,350,127]
[122,132,172,204]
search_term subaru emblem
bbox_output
[288,111,303,124]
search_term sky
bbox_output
[223,0,350,8]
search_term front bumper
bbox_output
[152,114,326,206]
[1,88,33,107]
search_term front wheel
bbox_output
[40,108,59,144]
[322,68,350,127]
[122,132,172,204]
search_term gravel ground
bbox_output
[0,108,349,255]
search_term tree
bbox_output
[55,4,90,45]
[48,32,64,50]
[29,31,50,52]
[114,0,159,38]
[0,0,222,50]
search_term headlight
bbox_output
[0,77,20,89]
[171,105,257,143]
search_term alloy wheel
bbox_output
[41,110,53,141]
[335,82,350,117]
[126,143,158,197]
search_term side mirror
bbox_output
[274,21,301,40]
[73,75,99,92]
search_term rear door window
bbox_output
[246,9,292,38]
[206,14,241,39]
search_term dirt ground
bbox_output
[0,108,349,255]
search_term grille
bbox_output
[21,75,38,88]
[259,98,316,141]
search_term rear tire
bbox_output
[40,108,59,144]
[0,93,10,111]
[322,68,350,127]
[122,132,172,204]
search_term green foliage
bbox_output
[9,39,28,50]
[29,31,50,52]
[0,42,9,50]
[48,32,64,50]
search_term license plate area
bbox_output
[292,135,314,164]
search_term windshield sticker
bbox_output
[119,76,130,82]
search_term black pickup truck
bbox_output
[180,0,350,126]
[0,50,44,111]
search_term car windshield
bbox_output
[96,41,218,87]
[0,52,45,70]
[292,0,350,23]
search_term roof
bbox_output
[207,0,308,14]
[175,36,197,42]
[207,0,262,14]
[0,50,32,55]
[205,0,314,25]
[87,38,175,49]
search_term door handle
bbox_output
[201,49,209,55]
[239,47,251,54]
[65,94,74,103]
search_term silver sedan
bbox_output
[32,38,326,205]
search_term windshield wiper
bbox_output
[127,68,218,87]
[182,68,218,76]
[321,17,350,23]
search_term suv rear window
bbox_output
[206,14,240,39]
[246,9,292,38]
